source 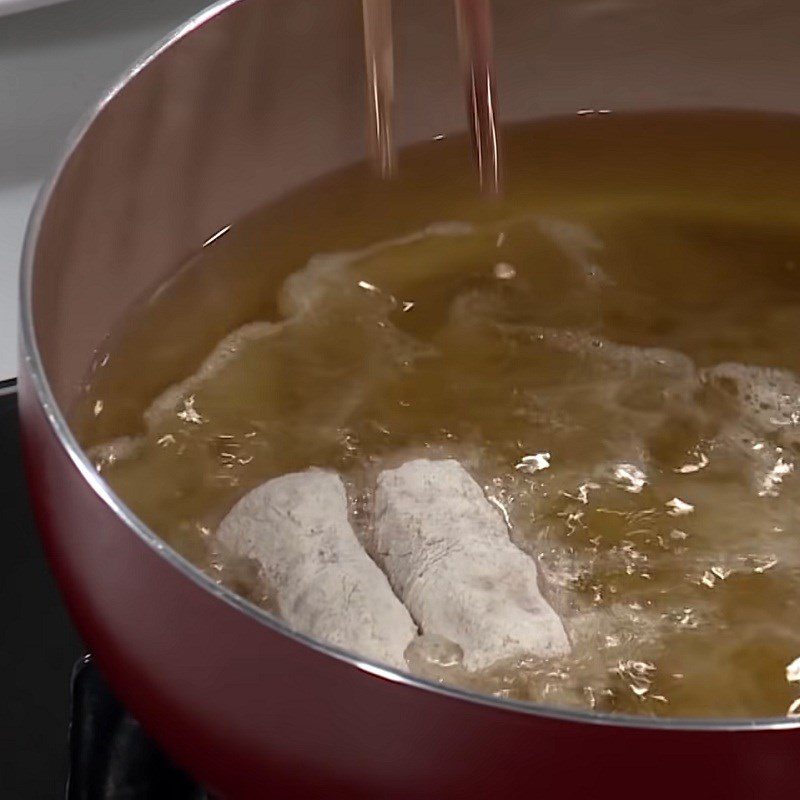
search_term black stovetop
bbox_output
[0,382,204,798]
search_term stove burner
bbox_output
[1,382,206,797]
[68,657,207,799]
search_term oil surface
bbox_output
[76,112,800,719]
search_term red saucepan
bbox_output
[18,0,800,796]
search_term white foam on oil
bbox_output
[93,222,476,457]
[87,436,142,472]
[144,321,277,429]
[702,362,800,431]
[536,217,613,289]
[701,362,800,494]
[279,221,474,317]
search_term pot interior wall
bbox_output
[28,0,800,425]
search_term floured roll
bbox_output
[217,469,418,669]
[372,458,570,671]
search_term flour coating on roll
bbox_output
[216,469,418,669]
[372,458,570,671]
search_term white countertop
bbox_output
[0,0,212,381]
[0,0,69,15]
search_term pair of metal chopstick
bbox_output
[361,0,500,195]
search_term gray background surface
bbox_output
[0,0,213,380]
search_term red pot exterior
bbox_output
[17,1,800,797]
[18,363,800,798]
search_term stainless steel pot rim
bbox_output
[18,0,800,734]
